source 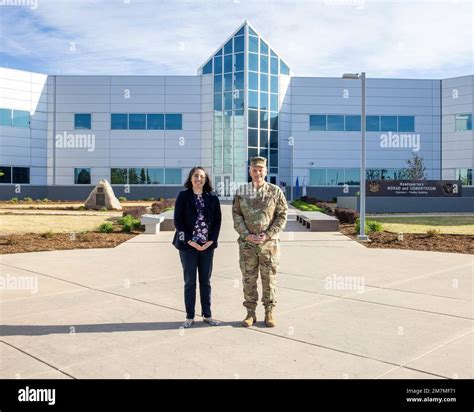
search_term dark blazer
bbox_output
[172,189,222,250]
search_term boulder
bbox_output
[84,179,122,210]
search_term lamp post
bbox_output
[342,72,368,241]
[288,136,294,201]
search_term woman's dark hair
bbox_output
[184,166,213,193]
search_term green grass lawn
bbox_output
[369,216,474,235]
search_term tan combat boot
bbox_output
[265,310,276,327]
[242,311,257,327]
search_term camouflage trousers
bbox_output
[238,238,280,311]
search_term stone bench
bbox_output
[140,210,175,234]
[296,211,340,232]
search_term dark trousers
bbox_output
[179,248,214,319]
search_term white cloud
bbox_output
[0,0,472,78]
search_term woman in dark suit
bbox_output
[172,166,222,328]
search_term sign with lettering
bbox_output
[366,180,462,197]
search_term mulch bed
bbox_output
[0,231,137,254]
[339,224,474,254]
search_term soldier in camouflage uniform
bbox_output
[232,156,288,327]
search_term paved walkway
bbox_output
[0,205,472,379]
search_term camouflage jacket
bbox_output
[232,182,288,240]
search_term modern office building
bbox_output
[0,21,473,200]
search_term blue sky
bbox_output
[0,0,472,78]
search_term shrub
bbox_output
[291,200,323,212]
[426,228,440,237]
[142,197,155,201]
[332,197,337,203]
[99,222,114,233]
[42,198,49,202]
[100,207,108,212]
[151,198,176,214]
[77,205,87,211]
[10,197,19,203]
[41,230,54,238]
[23,197,33,203]
[335,208,359,224]
[119,215,141,232]
[354,218,383,234]
[122,206,147,219]
[118,196,127,202]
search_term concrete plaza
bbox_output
[1,205,472,379]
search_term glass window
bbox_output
[214,56,222,74]
[260,129,268,148]
[455,114,472,131]
[366,115,380,131]
[0,166,11,183]
[111,113,128,129]
[224,54,233,73]
[327,168,344,185]
[224,39,232,54]
[165,114,182,130]
[270,49,277,58]
[398,116,415,132]
[366,169,381,180]
[270,57,278,75]
[165,168,181,184]
[327,115,344,131]
[269,149,278,167]
[280,61,290,75]
[260,111,269,129]
[260,73,268,92]
[224,73,233,91]
[147,113,164,129]
[270,131,278,148]
[129,113,146,130]
[345,115,361,131]
[456,168,473,185]
[214,74,222,93]
[248,26,258,36]
[344,168,360,185]
[381,116,398,131]
[249,35,258,53]
[248,72,258,90]
[248,128,258,147]
[234,35,244,53]
[215,48,222,56]
[234,71,244,90]
[259,92,268,110]
[128,168,146,184]
[12,110,29,128]
[310,169,326,186]
[260,54,268,73]
[270,94,278,112]
[147,168,164,184]
[310,115,326,131]
[12,167,30,184]
[234,53,244,72]
[202,59,212,74]
[260,39,268,55]
[233,90,244,110]
[269,112,278,130]
[248,110,258,128]
[248,91,258,109]
[270,75,278,93]
[214,94,223,111]
[248,147,258,159]
[259,148,268,159]
[111,168,127,184]
[0,108,11,126]
[224,92,233,111]
[236,26,244,36]
[249,52,258,72]
[74,168,91,184]
[74,113,91,129]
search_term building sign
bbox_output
[366,180,462,197]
